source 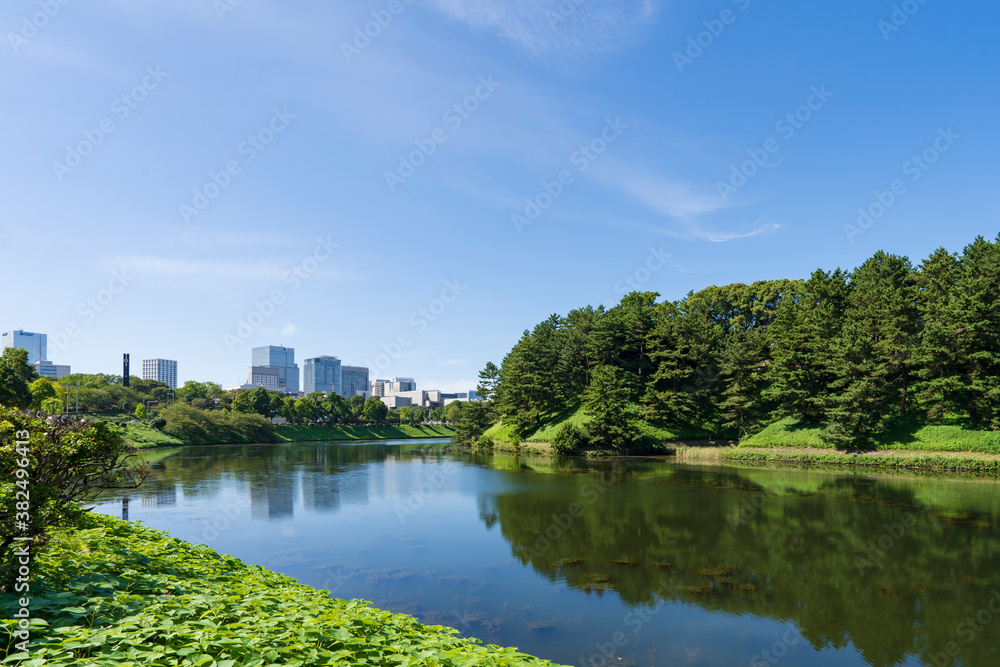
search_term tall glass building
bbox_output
[303,356,342,395]
[341,365,370,399]
[2,330,47,365]
[250,346,300,394]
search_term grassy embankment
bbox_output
[123,423,454,449]
[484,408,1000,472]
[0,513,562,667]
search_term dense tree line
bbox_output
[481,235,1000,449]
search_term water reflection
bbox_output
[93,441,1000,667]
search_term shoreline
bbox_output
[468,440,1000,474]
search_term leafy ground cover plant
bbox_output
[0,513,568,667]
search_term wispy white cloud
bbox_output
[592,160,781,243]
[281,324,298,337]
[639,220,780,243]
[420,0,658,56]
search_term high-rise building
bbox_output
[2,330,47,365]
[341,365,370,398]
[142,359,178,389]
[250,345,300,394]
[304,356,342,395]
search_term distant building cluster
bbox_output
[2,327,479,408]
[239,345,479,408]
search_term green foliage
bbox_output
[28,379,56,411]
[0,349,36,410]
[0,513,566,666]
[159,405,277,446]
[477,434,496,450]
[150,417,167,431]
[361,397,389,424]
[551,423,590,455]
[0,408,147,590]
[133,403,147,420]
[583,366,639,451]
[452,402,492,445]
[486,233,1000,452]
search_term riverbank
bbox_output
[0,513,564,666]
[124,422,454,449]
[676,445,1000,473]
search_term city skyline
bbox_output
[2,2,997,394]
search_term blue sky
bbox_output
[2,0,997,391]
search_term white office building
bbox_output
[142,359,178,389]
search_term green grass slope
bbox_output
[741,416,1000,454]
[0,514,563,666]
[122,423,186,449]
[484,404,716,448]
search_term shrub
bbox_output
[150,417,167,431]
[160,405,277,445]
[552,423,590,455]
[0,408,147,591]
[477,435,495,450]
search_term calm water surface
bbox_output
[92,440,1000,667]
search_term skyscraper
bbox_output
[304,356,342,395]
[2,330,47,365]
[250,345,300,394]
[341,365,370,398]
[1,330,69,378]
[142,359,178,389]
